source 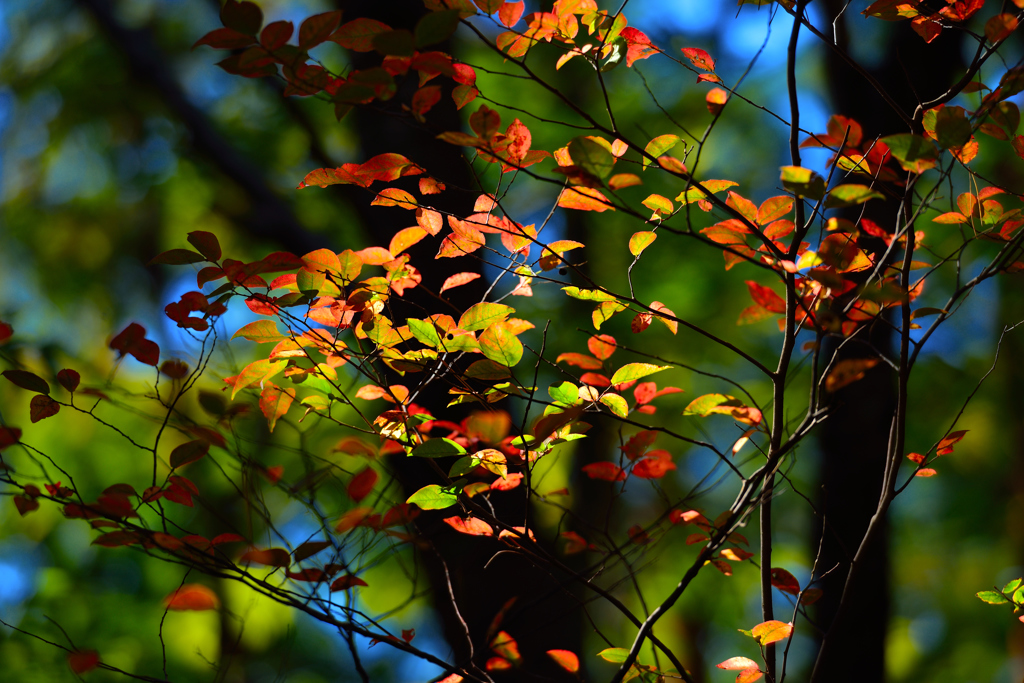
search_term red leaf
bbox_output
[193,27,255,50]
[632,454,676,479]
[299,10,343,48]
[0,320,12,344]
[582,462,626,481]
[587,334,616,360]
[165,584,220,611]
[770,567,801,595]
[0,426,22,450]
[68,650,101,674]
[30,395,60,423]
[745,281,786,313]
[14,495,39,516]
[330,574,369,591]
[347,468,379,502]
[109,323,160,366]
[187,231,222,261]
[937,429,967,455]
[56,369,81,393]
[682,47,715,71]
[2,369,50,394]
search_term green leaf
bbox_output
[1003,578,1023,594]
[2,369,50,395]
[464,359,511,380]
[593,301,627,329]
[479,321,524,367]
[411,438,467,458]
[232,320,288,343]
[549,381,580,405]
[407,318,443,348]
[609,363,671,385]
[563,286,617,302]
[825,184,885,208]
[458,302,514,332]
[932,107,973,149]
[406,484,459,510]
[414,10,460,48]
[568,136,615,179]
[683,393,738,416]
[977,590,1010,605]
[600,393,629,417]
[597,647,630,663]
[879,134,938,174]
[780,166,825,200]
[643,135,680,170]
[629,231,657,256]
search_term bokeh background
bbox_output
[2,0,1024,681]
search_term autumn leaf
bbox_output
[165,584,220,611]
[751,620,793,645]
[68,650,101,674]
[681,47,715,71]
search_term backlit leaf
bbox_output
[459,302,514,331]
[681,47,715,71]
[609,363,671,385]
[629,231,657,256]
[479,321,524,367]
[558,186,614,212]
[443,516,494,536]
[597,647,630,663]
[233,320,288,343]
[440,272,481,293]
[977,590,1009,604]
[718,657,760,670]
[547,650,580,672]
[643,134,680,170]
[751,620,793,645]
[407,484,459,510]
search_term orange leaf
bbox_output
[557,186,614,212]
[751,620,793,645]
[164,584,220,611]
[443,516,494,536]
[547,649,580,673]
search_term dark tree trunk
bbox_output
[813,10,967,679]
